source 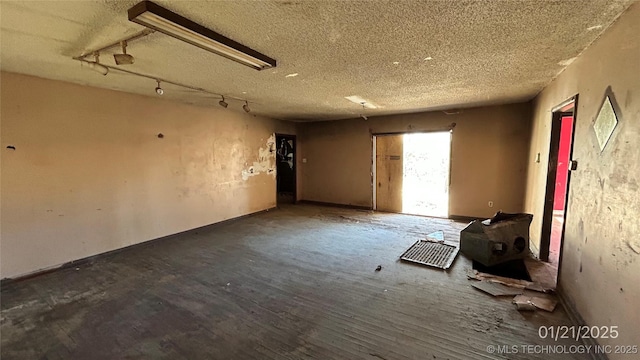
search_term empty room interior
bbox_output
[1,1,639,359]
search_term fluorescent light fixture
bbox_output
[128,1,276,70]
[345,95,378,109]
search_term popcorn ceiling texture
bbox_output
[0,0,634,120]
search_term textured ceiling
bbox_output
[0,0,635,121]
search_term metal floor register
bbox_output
[400,239,459,270]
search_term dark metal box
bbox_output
[460,212,533,266]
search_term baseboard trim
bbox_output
[557,285,608,360]
[298,200,372,211]
[449,214,479,222]
[1,207,276,287]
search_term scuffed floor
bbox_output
[1,204,588,359]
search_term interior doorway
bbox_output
[540,97,577,269]
[275,134,296,204]
[374,131,451,217]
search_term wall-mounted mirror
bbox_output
[593,95,618,152]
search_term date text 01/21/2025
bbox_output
[539,326,621,342]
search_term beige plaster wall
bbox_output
[0,72,296,279]
[299,103,532,218]
[524,3,640,354]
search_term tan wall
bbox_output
[0,72,296,279]
[524,3,640,355]
[300,103,532,218]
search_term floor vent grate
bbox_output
[400,240,458,270]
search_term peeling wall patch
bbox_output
[241,134,276,180]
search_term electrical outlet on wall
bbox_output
[488,201,494,208]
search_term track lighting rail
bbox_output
[74,29,155,60]
[74,58,248,104]
[73,30,252,110]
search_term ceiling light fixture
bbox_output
[243,101,251,113]
[155,80,164,95]
[218,96,228,108]
[85,52,109,76]
[360,102,368,121]
[128,1,276,70]
[114,41,135,65]
[345,95,378,109]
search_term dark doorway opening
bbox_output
[276,134,296,204]
[540,96,578,275]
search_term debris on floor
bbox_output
[400,237,458,270]
[513,295,558,312]
[467,270,531,289]
[471,281,524,296]
[375,265,382,272]
[425,230,445,243]
[468,269,559,313]
[461,212,560,313]
[513,296,537,311]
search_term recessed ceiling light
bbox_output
[345,95,378,109]
[285,73,299,78]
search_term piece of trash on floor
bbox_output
[425,230,445,243]
[400,239,459,270]
[471,281,524,296]
[375,265,382,272]
[467,270,531,289]
[513,295,558,312]
[514,297,537,311]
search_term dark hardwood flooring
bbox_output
[1,204,588,359]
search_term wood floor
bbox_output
[1,204,589,359]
